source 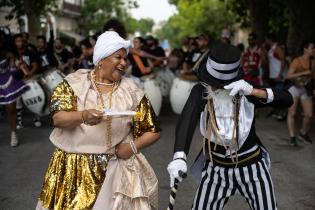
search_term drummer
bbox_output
[36,17,58,73]
[53,38,75,74]
[182,34,210,74]
[76,38,94,70]
[13,33,42,129]
[144,35,166,68]
[128,37,154,78]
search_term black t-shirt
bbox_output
[55,49,74,65]
[128,54,150,78]
[75,56,94,70]
[37,49,58,71]
[145,46,165,57]
[15,49,39,78]
[71,46,82,59]
[184,49,202,67]
[20,49,38,70]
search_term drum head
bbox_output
[170,78,197,114]
[42,69,65,92]
[22,80,49,116]
[143,79,162,115]
[155,69,176,97]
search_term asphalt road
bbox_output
[0,105,314,210]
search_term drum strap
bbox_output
[192,49,209,72]
[132,54,150,74]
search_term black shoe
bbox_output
[298,132,313,144]
[289,137,298,146]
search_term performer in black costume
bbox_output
[167,42,293,210]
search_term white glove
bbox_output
[167,152,187,187]
[167,159,187,187]
[224,79,253,96]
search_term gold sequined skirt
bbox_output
[38,148,113,210]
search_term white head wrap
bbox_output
[93,31,131,65]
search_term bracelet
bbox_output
[81,110,88,125]
[129,141,138,154]
[174,158,187,162]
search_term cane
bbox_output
[167,171,187,210]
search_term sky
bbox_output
[130,0,177,24]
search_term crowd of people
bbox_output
[1,19,314,147]
[0,16,314,210]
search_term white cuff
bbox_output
[266,88,274,103]
[173,151,187,160]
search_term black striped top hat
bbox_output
[195,42,242,88]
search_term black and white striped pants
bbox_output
[192,159,277,210]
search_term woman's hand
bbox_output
[115,143,134,159]
[82,109,103,126]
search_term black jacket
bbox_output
[174,83,293,155]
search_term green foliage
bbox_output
[158,0,234,47]
[0,0,58,23]
[223,0,251,28]
[268,0,289,33]
[224,0,289,35]
[136,18,154,36]
[81,0,138,35]
[121,16,154,36]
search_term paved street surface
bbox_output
[0,105,314,210]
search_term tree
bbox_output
[224,0,270,43]
[81,0,138,35]
[135,18,154,36]
[285,0,315,56]
[0,0,58,39]
[224,0,315,56]
[158,0,234,47]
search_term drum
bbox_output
[40,68,65,94]
[142,77,162,116]
[170,77,197,114]
[155,68,176,97]
[22,79,49,116]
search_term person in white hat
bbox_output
[167,42,293,210]
[36,31,160,210]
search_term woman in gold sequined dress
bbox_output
[36,31,161,210]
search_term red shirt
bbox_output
[242,46,261,75]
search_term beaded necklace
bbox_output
[90,70,118,148]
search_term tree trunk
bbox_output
[24,0,42,43]
[248,0,269,43]
[286,0,315,56]
[26,13,41,43]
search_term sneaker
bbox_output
[298,132,313,144]
[33,119,42,128]
[16,121,24,130]
[10,132,18,147]
[289,137,298,146]
[276,114,286,121]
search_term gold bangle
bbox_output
[81,110,88,125]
